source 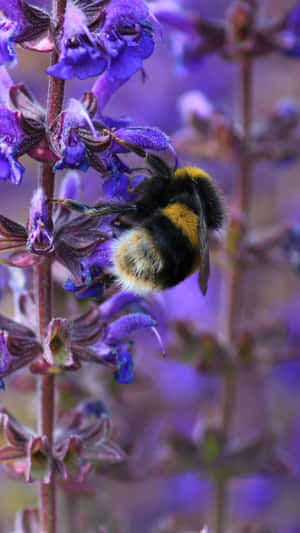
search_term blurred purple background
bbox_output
[1,1,300,532]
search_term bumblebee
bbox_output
[54,136,224,296]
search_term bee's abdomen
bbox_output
[112,204,199,294]
[112,228,165,294]
[149,204,199,288]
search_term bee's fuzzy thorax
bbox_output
[173,166,224,230]
[174,166,212,181]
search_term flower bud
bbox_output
[26,188,54,255]
[226,1,255,46]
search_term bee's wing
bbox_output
[192,182,210,295]
[197,201,210,295]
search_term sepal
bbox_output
[13,507,40,533]
[44,318,73,369]
[0,214,27,253]
[26,435,50,482]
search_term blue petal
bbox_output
[0,151,12,179]
[102,173,129,199]
[0,149,25,184]
[105,313,156,346]
[83,241,113,272]
[82,399,108,418]
[99,291,142,320]
[114,350,134,383]
[284,44,300,58]
[47,40,108,81]
[114,126,169,151]
[63,278,104,299]
[54,143,89,172]
[102,114,133,129]
[0,17,18,66]
[108,29,154,81]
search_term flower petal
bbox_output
[104,312,156,345]
[114,349,134,383]
[99,291,142,320]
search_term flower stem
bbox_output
[215,57,252,533]
[36,1,66,532]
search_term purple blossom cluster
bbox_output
[0,0,173,528]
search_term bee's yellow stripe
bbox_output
[174,166,212,181]
[161,203,199,249]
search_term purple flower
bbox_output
[99,291,141,320]
[281,224,300,274]
[63,277,104,299]
[49,94,107,173]
[92,72,129,111]
[48,0,155,82]
[114,349,134,383]
[47,3,107,81]
[102,171,131,199]
[26,188,54,255]
[104,313,158,346]
[49,90,174,193]
[283,2,300,58]
[64,241,113,299]
[0,0,50,66]
[101,125,172,199]
[51,98,96,171]
[103,312,166,357]
[110,126,170,153]
[99,0,154,82]
[0,15,18,65]
[58,132,89,171]
[0,106,25,184]
[81,399,108,419]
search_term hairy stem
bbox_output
[215,57,252,533]
[36,1,66,532]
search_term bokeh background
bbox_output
[1,1,300,532]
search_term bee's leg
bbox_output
[102,129,172,178]
[51,198,137,217]
[51,198,98,216]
